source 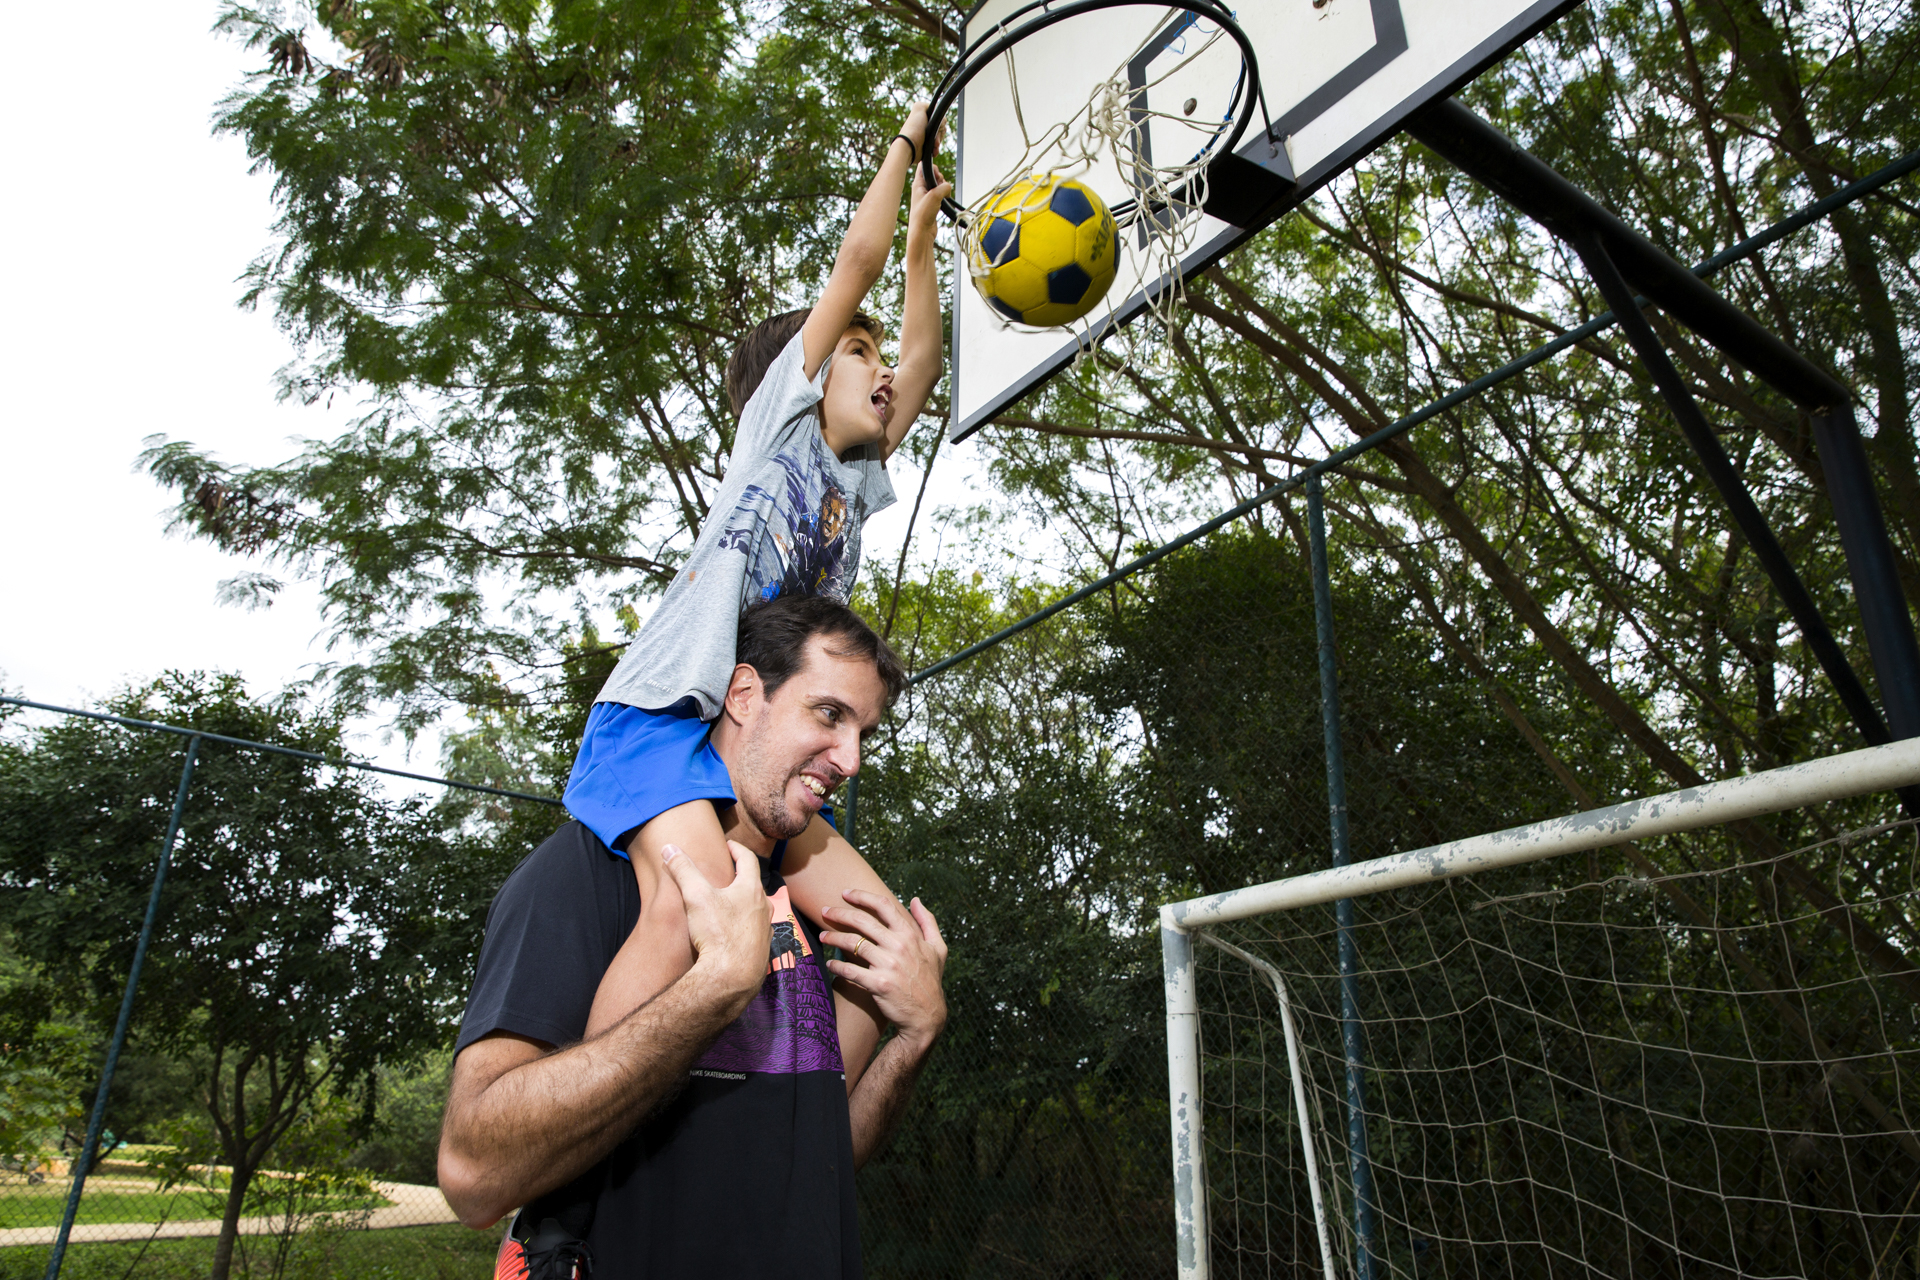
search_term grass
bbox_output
[0,1187,208,1230]
[0,1223,498,1280]
[0,1180,388,1231]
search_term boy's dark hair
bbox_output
[725,307,886,420]
[737,594,907,708]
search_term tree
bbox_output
[141,0,951,732]
[0,674,511,1280]
[1080,529,1584,895]
[0,934,91,1178]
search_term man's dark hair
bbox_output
[737,594,908,708]
[725,307,886,420]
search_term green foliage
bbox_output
[1081,530,1579,894]
[0,1020,87,1174]
[349,1053,452,1187]
[850,571,1175,1277]
[141,0,950,732]
[0,935,91,1173]
[0,673,513,1280]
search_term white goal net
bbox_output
[1161,740,1920,1279]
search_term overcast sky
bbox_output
[0,2,969,779]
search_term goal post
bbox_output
[1160,736,1920,1279]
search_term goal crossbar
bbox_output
[1162,735,1920,932]
[1158,735,1920,1280]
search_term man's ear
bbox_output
[723,663,760,727]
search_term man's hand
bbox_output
[665,840,771,1019]
[827,893,948,1165]
[821,892,948,1048]
[439,841,774,1228]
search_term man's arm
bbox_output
[801,104,929,378]
[437,843,772,1227]
[819,891,948,1167]
[883,156,952,459]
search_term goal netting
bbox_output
[1164,745,1920,1278]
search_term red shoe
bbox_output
[496,1208,593,1280]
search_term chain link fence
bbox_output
[0,695,548,1280]
[841,140,1920,1278]
[3,137,1917,1280]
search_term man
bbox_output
[439,596,948,1278]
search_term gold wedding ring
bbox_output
[851,937,865,959]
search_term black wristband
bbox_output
[893,134,919,165]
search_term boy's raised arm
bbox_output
[883,157,951,459]
[801,104,930,379]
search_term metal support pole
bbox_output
[1405,98,1920,754]
[842,774,859,844]
[1812,407,1920,741]
[1571,234,1893,746]
[1161,919,1209,1280]
[1306,475,1379,1277]
[45,734,201,1280]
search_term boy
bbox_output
[563,104,949,1068]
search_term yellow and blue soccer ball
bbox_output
[968,175,1118,327]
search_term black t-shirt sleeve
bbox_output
[455,821,639,1054]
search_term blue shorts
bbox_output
[563,700,737,857]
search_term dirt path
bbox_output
[0,1182,459,1248]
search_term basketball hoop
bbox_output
[924,0,1268,229]
[923,0,1270,338]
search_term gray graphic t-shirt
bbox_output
[596,330,896,718]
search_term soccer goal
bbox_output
[1161,738,1920,1279]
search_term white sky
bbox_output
[0,8,367,729]
[0,2,984,780]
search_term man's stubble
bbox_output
[732,727,814,842]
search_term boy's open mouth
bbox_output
[870,385,893,422]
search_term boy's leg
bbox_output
[776,813,903,1086]
[583,800,737,1039]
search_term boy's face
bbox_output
[819,325,894,456]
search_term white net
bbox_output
[1191,813,1920,1277]
[957,6,1249,343]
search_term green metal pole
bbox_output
[1306,477,1379,1277]
[44,734,201,1280]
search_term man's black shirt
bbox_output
[458,821,861,1279]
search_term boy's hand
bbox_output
[899,101,934,156]
[909,162,952,239]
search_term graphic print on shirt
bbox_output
[695,885,844,1076]
[713,441,855,606]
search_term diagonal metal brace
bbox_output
[1571,234,1890,745]
[1405,97,1920,749]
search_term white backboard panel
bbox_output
[949,0,1584,440]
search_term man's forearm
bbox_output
[440,962,747,1225]
[848,1027,940,1168]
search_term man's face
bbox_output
[731,635,888,841]
[818,325,894,456]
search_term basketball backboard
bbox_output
[947,0,1584,440]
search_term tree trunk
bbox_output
[209,1160,256,1280]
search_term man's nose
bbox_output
[826,731,862,780]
